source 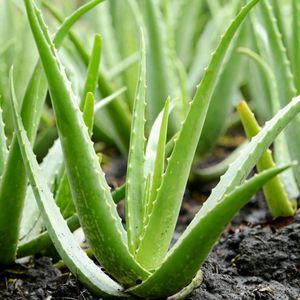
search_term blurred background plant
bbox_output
[1,0,253,161]
[9,0,299,297]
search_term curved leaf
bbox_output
[136,0,260,270]
[24,0,149,285]
[10,72,125,297]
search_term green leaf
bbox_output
[20,139,63,242]
[10,72,126,297]
[174,0,205,67]
[252,0,300,186]
[237,46,299,199]
[130,164,292,297]
[18,214,80,258]
[0,0,104,264]
[81,34,102,109]
[197,22,248,157]
[136,0,171,125]
[94,87,127,112]
[108,0,140,110]
[0,105,8,175]
[292,0,300,93]
[237,100,296,217]
[83,92,95,137]
[125,31,147,253]
[41,0,132,154]
[136,0,260,270]
[19,181,127,257]
[143,99,170,229]
[24,0,149,285]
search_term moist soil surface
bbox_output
[1,152,300,299]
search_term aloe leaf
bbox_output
[137,0,170,126]
[243,17,272,120]
[269,0,288,50]
[18,214,80,258]
[125,31,146,253]
[255,0,295,108]
[163,1,189,119]
[19,182,127,258]
[56,91,94,225]
[193,142,247,183]
[237,101,296,217]
[174,0,205,67]
[252,1,300,186]
[197,20,248,157]
[143,99,170,227]
[130,164,292,297]
[237,47,299,199]
[187,3,237,92]
[292,0,300,93]
[144,99,171,178]
[21,93,95,247]
[0,0,104,264]
[130,0,179,133]
[54,172,75,219]
[91,1,121,70]
[41,0,132,154]
[108,0,140,110]
[10,74,125,297]
[136,0,260,270]
[81,34,102,109]
[83,92,95,137]
[0,106,8,175]
[24,0,149,285]
[20,139,63,242]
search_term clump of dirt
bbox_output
[0,257,97,299]
[189,210,300,299]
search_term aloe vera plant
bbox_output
[39,0,252,164]
[5,0,300,298]
[0,0,105,264]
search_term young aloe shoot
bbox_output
[237,100,297,217]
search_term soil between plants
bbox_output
[0,197,299,299]
[1,153,300,299]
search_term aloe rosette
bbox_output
[0,0,105,264]
[10,0,300,298]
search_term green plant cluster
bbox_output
[0,0,299,298]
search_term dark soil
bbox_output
[188,201,300,300]
[1,150,300,299]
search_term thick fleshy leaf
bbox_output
[0,0,103,264]
[81,34,102,109]
[143,99,170,229]
[237,47,299,200]
[125,31,147,253]
[292,0,300,93]
[253,0,300,185]
[41,0,132,154]
[0,106,8,175]
[24,0,149,285]
[130,164,292,297]
[10,72,125,297]
[136,0,260,270]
